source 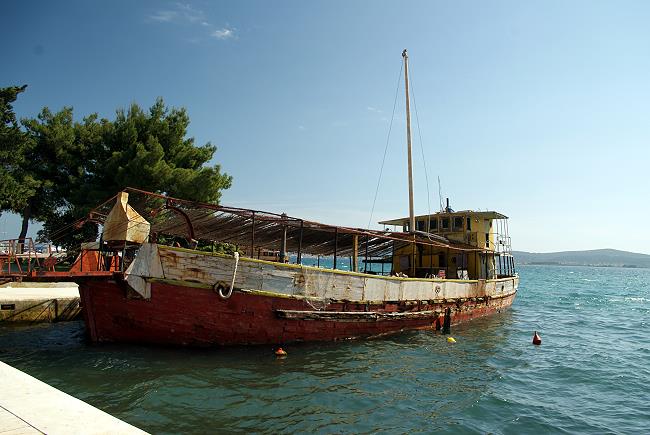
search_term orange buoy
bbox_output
[532,331,542,345]
[275,347,287,356]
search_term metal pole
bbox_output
[333,227,338,270]
[364,235,369,273]
[297,220,303,265]
[121,240,127,272]
[403,49,415,234]
[250,212,255,258]
[98,233,104,271]
[279,214,287,263]
[352,235,359,272]
[411,239,416,277]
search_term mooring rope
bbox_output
[218,251,239,299]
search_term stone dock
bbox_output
[0,360,148,434]
[0,282,81,323]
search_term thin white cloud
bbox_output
[367,106,383,113]
[212,27,235,40]
[149,3,205,24]
[298,125,306,131]
[149,3,235,42]
[150,10,177,22]
[175,2,204,23]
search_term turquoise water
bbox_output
[1,265,648,434]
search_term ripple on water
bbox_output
[1,265,649,433]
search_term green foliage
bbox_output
[0,85,38,215]
[20,107,84,221]
[79,98,232,207]
[154,235,241,255]
[0,88,232,251]
[195,241,242,255]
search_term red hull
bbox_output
[79,280,516,346]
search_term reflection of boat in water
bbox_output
[51,50,517,346]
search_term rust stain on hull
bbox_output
[79,280,516,346]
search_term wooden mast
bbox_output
[402,49,415,234]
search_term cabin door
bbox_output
[438,254,447,277]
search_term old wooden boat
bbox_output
[73,188,517,346]
[71,50,518,346]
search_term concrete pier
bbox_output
[0,282,81,323]
[0,361,148,434]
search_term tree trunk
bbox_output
[18,203,31,254]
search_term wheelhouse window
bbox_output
[430,218,438,231]
[441,217,450,231]
[466,217,471,231]
[453,216,464,231]
[417,220,426,231]
[485,233,490,248]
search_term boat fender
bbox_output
[532,331,542,345]
[275,347,287,357]
[447,337,456,344]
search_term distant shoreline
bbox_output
[518,262,644,269]
[514,249,650,269]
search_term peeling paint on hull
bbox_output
[79,280,516,346]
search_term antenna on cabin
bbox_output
[437,176,443,212]
[445,198,454,213]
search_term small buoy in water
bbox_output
[532,331,542,345]
[447,337,456,344]
[275,347,287,356]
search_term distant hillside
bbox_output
[513,249,650,268]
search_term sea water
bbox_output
[0,265,648,434]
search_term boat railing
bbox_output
[494,254,516,277]
[70,241,138,274]
[496,235,512,254]
[0,238,48,277]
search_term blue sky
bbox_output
[3,1,650,254]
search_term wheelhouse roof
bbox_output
[379,210,508,226]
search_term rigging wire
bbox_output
[408,66,433,228]
[45,218,88,242]
[367,60,403,230]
